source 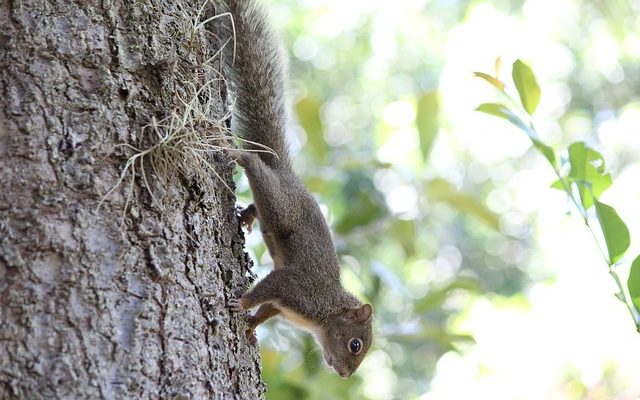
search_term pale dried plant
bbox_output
[98,2,275,223]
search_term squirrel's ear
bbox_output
[358,304,373,322]
[344,304,373,323]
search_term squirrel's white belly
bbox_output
[276,304,321,336]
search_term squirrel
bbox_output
[215,0,373,378]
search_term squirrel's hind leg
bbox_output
[238,203,257,233]
[238,153,302,236]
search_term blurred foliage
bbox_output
[231,0,640,398]
[476,58,639,329]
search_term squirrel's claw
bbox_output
[228,298,246,312]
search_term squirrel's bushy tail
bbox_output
[216,0,290,168]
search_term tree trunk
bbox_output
[0,0,264,398]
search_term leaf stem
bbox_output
[608,265,640,330]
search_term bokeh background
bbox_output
[234,0,640,398]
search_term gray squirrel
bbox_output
[216,0,373,378]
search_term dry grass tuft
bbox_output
[98,1,275,222]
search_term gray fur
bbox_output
[217,0,373,377]
[218,0,291,168]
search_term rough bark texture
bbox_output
[0,0,264,399]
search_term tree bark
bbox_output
[0,0,264,398]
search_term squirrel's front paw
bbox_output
[228,298,246,312]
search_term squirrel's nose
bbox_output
[338,370,351,379]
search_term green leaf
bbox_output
[414,278,479,313]
[335,171,386,233]
[594,200,630,265]
[416,91,439,162]
[295,96,326,162]
[476,102,511,119]
[427,178,500,230]
[494,57,502,79]
[390,325,475,351]
[389,219,417,257]
[265,382,309,400]
[473,71,505,91]
[567,142,612,208]
[512,59,541,115]
[550,179,565,190]
[476,103,532,134]
[628,255,640,314]
[476,103,555,166]
[532,139,556,167]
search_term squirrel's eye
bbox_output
[348,338,363,355]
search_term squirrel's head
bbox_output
[319,303,373,378]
